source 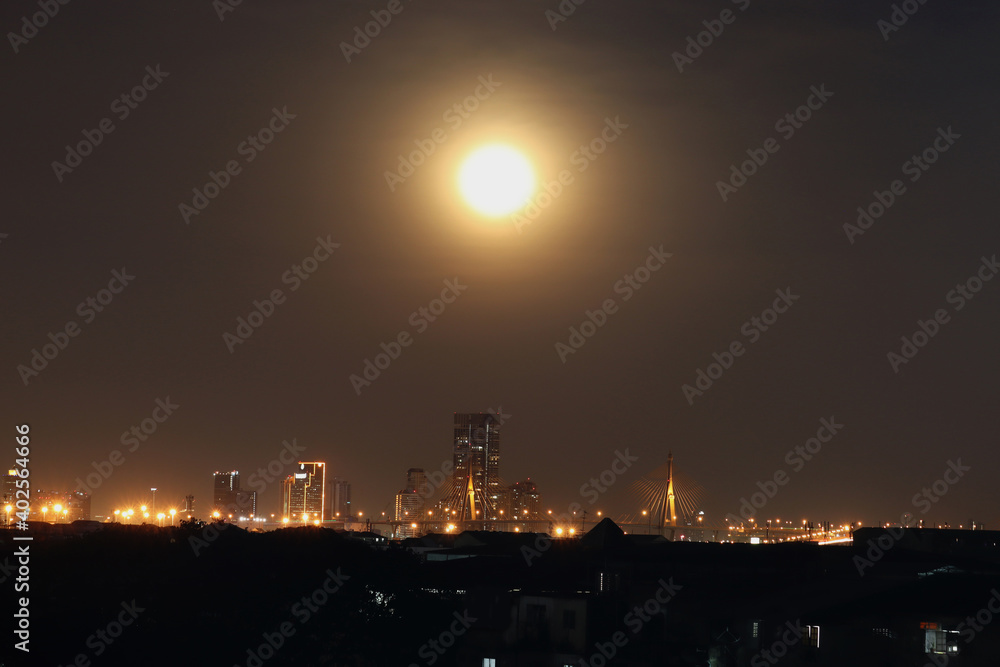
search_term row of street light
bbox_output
[112,506,178,526]
[4,503,71,524]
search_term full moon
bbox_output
[458,145,536,217]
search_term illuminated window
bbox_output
[803,625,821,648]
[482,660,496,667]
[925,629,959,655]
[752,621,760,638]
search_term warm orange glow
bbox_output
[458,145,536,217]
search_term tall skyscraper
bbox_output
[213,471,256,518]
[213,471,240,510]
[451,412,501,521]
[327,477,352,519]
[281,462,326,521]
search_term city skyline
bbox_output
[8,432,989,534]
[5,1,998,538]
[6,2,999,665]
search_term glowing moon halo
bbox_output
[458,145,536,217]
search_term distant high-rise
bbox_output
[27,490,90,522]
[213,471,240,511]
[1,470,16,513]
[406,468,428,496]
[328,477,352,519]
[213,471,258,518]
[236,490,257,518]
[67,490,91,521]
[451,413,501,521]
[395,468,426,536]
[394,491,421,537]
[282,462,326,521]
[506,478,541,519]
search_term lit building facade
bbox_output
[2,470,17,522]
[281,462,326,521]
[506,478,541,519]
[28,490,90,522]
[394,490,422,538]
[451,412,502,520]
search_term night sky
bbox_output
[4,0,998,526]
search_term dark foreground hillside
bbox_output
[3,521,1000,666]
